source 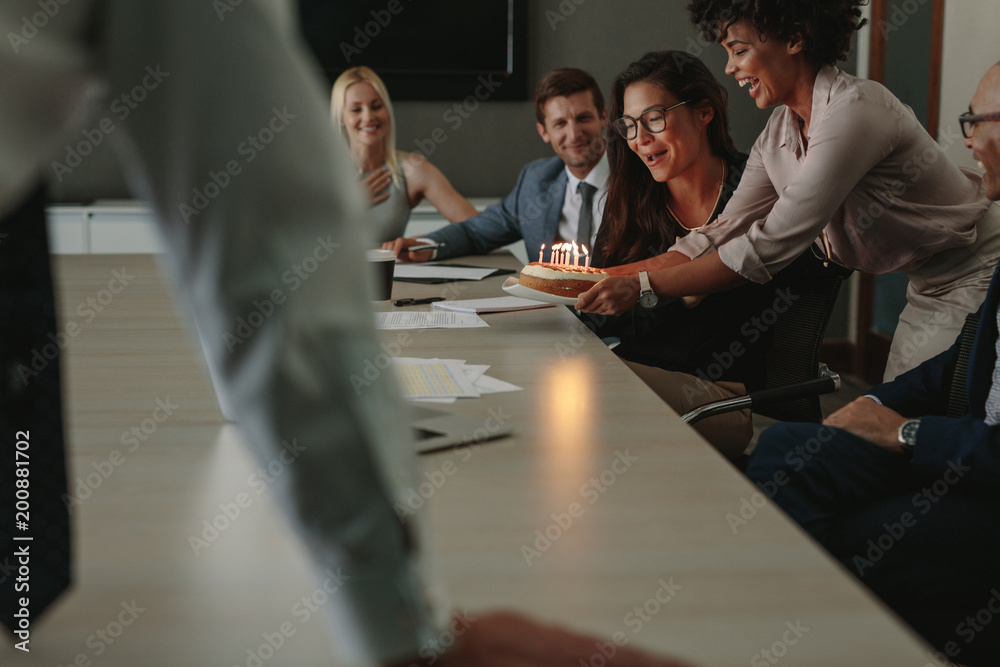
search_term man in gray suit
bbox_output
[385,68,609,263]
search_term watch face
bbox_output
[900,420,920,447]
[639,291,658,309]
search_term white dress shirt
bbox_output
[558,153,609,251]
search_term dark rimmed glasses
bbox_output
[959,110,1000,138]
[612,100,691,140]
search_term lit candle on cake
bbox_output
[582,245,590,268]
[572,241,579,267]
[539,244,544,263]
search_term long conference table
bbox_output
[1,252,937,666]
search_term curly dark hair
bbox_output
[687,0,868,67]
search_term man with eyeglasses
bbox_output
[744,62,1000,665]
[384,68,609,264]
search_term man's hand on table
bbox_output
[822,397,909,454]
[383,612,694,667]
[575,275,640,315]
[383,236,434,263]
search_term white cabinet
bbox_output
[47,197,526,259]
[47,201,162,254]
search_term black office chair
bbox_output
[681,253,853,426]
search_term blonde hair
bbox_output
[331,66,403,188]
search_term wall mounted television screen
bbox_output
[297,0,528,101]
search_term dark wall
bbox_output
[52,0,857,202]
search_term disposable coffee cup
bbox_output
[366,249,396,300]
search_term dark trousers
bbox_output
[747,422,1000,665]
[0,185,71,630]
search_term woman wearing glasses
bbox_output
[579,1,1000,381]
[586,51,815,458]
[331,67,477,243]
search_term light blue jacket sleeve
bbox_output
[426,164,535,260]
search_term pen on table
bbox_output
[394,297,446,307]
[405,242,446,252]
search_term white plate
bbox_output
[501,276,580,306]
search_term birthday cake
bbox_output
[519,262,609,298]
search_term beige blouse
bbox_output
[672,66,991,283]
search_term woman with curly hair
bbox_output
[579,0,1000,382]
[331,66,477,242]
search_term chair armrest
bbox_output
[681,366,840,425]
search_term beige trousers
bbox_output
[624,360,752,460]
[886,202,1000,380]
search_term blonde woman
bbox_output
[331,67,477,242]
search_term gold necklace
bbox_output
[665,157,726,232]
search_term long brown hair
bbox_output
[599,51,739,266]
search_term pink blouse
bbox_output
[672,66,991,283]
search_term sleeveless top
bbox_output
[364,163,411,243]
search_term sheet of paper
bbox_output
[473,374,523,394]
[461,364,491,384]
[375,311,488,330]
[393,265,499,281]
[432,296,554,313]
[391,359,481,399]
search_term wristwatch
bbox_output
[638,270,658,309]
[897,419,920,456]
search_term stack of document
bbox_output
[432,296,554,314]
[375,311,488,329]
[391,357,522,403]
[393,265,501,282]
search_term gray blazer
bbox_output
[426,156,567,262]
